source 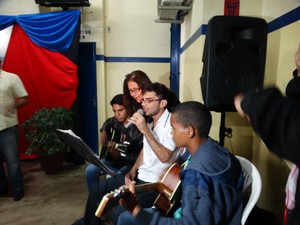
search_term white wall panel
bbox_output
[104,0,170,57]
[0,0,39,15]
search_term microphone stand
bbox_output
[219,111,232,146]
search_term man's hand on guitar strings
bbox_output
[107,142,120,160]
[119,181,141,216]
[125,170,136,185]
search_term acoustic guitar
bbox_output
[95,163,182,217]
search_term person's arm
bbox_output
[142,126,173,163]
[130,112,173,163]
[119,181,142,216]
[118,181,155,225]
[118,181,158,225]
[99,118,116,158]
[5,96,28,116]
[100,130,108,145]
[125,150,143,185]
[233,94,248,120]
[118,126,143,165]
[15,96,28,108]
[234,88,300,165]
[12,75,28,110]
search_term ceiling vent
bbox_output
[35,0,90,8]
[155,0,193,24]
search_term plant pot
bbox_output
[38,152,65,174]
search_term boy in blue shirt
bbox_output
[118,101,244,225]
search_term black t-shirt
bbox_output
[100,116,143,168]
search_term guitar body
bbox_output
[154,163,182,216]
[95,163,183,217]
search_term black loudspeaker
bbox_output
[200,16,267,112]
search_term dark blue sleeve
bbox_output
[241,80,300,165]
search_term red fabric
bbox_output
[3,24,78,159]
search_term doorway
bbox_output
[77,42,98,153]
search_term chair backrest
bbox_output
[236,156,262,225]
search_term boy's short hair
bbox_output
[172,101,212,138]
[110,94,124,106]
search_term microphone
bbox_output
[125,109,144,128]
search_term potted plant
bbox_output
[22,107,74,174]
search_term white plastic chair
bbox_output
[236,156,262,225]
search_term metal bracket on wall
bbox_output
[155,0,193,24]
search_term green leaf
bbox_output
[21,107,74,156]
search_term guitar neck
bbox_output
[135,182,160,193]
[95,182,160,217]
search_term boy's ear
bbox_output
[187,126,195,138]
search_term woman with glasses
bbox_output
[123,70,151,115]
[123,70,180,114]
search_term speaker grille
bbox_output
[215,43,233,58]
[201,16,267,112]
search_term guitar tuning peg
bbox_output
[113,186,127,198]
[120,186,127,191]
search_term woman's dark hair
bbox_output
[123,70,152,113]
[172,101,212,138]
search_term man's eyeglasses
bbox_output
[141,98,161,104]
[129,88,141,94]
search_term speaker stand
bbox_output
[219,111,232,146]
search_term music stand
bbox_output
[57,129,117,176]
